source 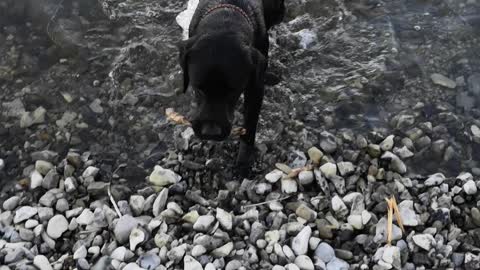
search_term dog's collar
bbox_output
[200,3,254,28]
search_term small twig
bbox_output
[386,197,393,246]
[108,183,122,218]
[242,196,292,209]
[391,196,405,233]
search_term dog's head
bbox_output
[179,33,265,141]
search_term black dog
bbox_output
[179,0,285,174]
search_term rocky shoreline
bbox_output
[2,129,480,269]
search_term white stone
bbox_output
[266,169,284,183]
[463,180,478,195]
[14,206,38,223]
[216,208,233,230]
[73,245,87,259]
[291,226,311,256]
[398,200,419,226]
[431,73,456,89]
[149,166,181,186]
[153,188,168,217]
[30,170,44,189]
[47,215,68,239]
[184,255,203,270]
[193,215,216,232]
[412,234,435,251]
[294,255,314,270]
[320,163,337,179]
[281,178,298,194]
[34,255,53,270]
[76,209,94,225]
[191,245,207,257]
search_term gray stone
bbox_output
[320,163,337,179]
[42,169,60,189]
[412,234,435,251]
[114,215,138,244]
[55,199,69,212]
[129,195,145,216]
[192,245,207,257]
[337,162,355,176]
[320,131,337,154]
[298,171,314,185]
[425,173,445,186]
[398,200,418,226]
[431,73,456,89]
[265,169,284,183]
[281,178,298,194]
[74,245,88,259]
[153,188,168,217]
[76,209,94,225]
[212,242,233,257]
[35,160,54,176]
[193,215,216,232]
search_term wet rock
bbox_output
[320,131,337,154]
[20,107,46,128]
[431,73,456,89]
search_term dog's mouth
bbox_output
[192,120,231,141]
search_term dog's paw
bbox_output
[236,141,255,177]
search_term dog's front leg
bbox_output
[236,79,265,176]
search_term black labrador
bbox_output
[178,0,285,175]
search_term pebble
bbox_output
[14,206,38,223]
[193,215,216,232]
[307,147,324,164]
[292,226,311,255]
[431,73,457,89]
[129,227,146,251]
[380,135,395,151]
[326,258,349,270]
[295,255,314,270]
[320,163,337,179]
[298,170,314,185]
[184,255,203,270]
[47,215,68,239]
[129,195,145,216]
[398,200,418,226]
[3,196,20,211]
[114,215,139,244]
[30,170,44,189]
[266,169,284,183]
[331,196,348,216]
[412,234,435,251]
[314,242,335,263]
[76,209,94,225]
[337,162,355,176]
[192,245,207,257]
[73,245,87,259]
[34,255,53,270]
[424,173,445,186]
[382,246,401,269]
[153,188,169,217]
[216,208,233,230]
[463,180,478,195]
[138,254,161,269]
[282,178,298,194]
[296,204,317,222]
[149,165,181,186]
[212,242,234,257]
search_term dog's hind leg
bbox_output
[262,0,285,29]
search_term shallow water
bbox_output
[1,0,480,186]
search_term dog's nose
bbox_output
[200,122,223,137]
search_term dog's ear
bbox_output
[178,38,196,93]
